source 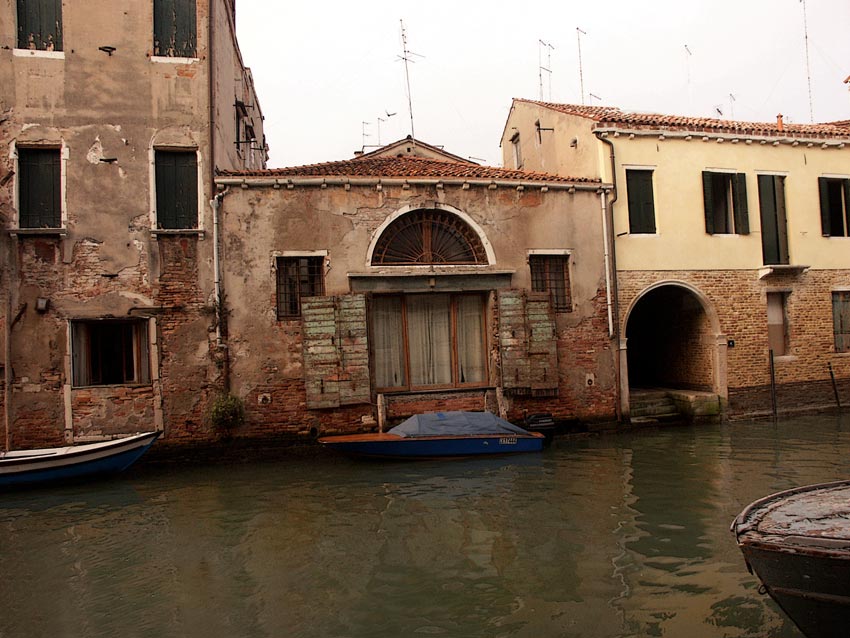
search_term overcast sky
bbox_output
[235,0,850,169]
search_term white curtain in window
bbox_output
[456,295,485,384]
[407,295,452,386]
[372,297,406,388]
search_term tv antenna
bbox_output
[398,20,423,146]
[576,28,586,105]
[361,121,371,150]
[684,45,693,111]
[728,93,736,119]
[538,39,555,101]
[589,92,601,105]
[800,0,814,122]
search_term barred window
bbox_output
[530,254,572,312]
[276,257,325,318]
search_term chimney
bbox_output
[776,114,784,132]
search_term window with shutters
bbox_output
[371,293,487,392]
[766,292,789,357]
[529,254,572,312]
[819,177,850,237]
[154,150,198,229]
[702,171,749,234]
[758,175,789,265]
[17,147,61,229]
[626,169,656,234]
[153,0,197,58]
[833,292,850,353]
[17,0,62,51]
[276,256,325,319]
[71,320,151,387]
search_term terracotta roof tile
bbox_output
[517,98,850,139]
[219,155,598,183]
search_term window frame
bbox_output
[511,133,523,170]
[70,319,151,388]
[625,168,657,234]
[528,251,573,312]
[16,146,64,230]
[152,0,198,59]
[766,291,789,357]
[702,170,749,235]
[153,148,200,231]
[370,292,489,393]
[275,255,326,319]
[833,291,850,354]
[819,177,850,238]
[16,0,63,52]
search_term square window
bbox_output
[71,320,151,387]
[819,177,850,237]
[18,148,61,228]
[153,0,197,58]
[529,254,572,312]
[833,291,850,353]
[276,257,325,318]
[17,0,63,51]
[155,150,198,229]
[702,172,749,234]
[626,169,656,234]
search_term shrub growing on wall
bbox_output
[209,393,245,432]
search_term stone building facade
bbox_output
[214,153,618,436]
[503,100,850,419]
[0,0,265,448]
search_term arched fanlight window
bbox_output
[371,209,487,265]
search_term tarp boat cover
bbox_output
[388,411,530,438]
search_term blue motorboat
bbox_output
[318,411,545,459]
[0,431,161,488]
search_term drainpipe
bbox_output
[208,1,216,191]
[3,238,14,452]
[211,187,230,391]
[594,131,622,421]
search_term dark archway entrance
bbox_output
[626,285,715,391]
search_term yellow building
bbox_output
[503,99,850,420]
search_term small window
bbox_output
[71,320,151,387]
[702,172,749,234]
[18,147,61,228]
[511,133,522,169]
[833,292,850,353]
[767,292,788,357]
[529,254,572,312]
[17,0,63,51]
[154,150,198,229]
[626,169,656,234]
[819,177,850,237]
[153,0,197,58]
[276,256,325,318]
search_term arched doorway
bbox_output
[623,283,726,419]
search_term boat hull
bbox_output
[0,431,162,488]
[318,432,545,459]
[732,479,850,638]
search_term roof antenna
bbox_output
[576,28,586,105]
[398,20,423,147]
[538,39,555,101]
[728,93,736,119]
[800,0,814,123]
[684,45,693,112]
[361,121,371,151]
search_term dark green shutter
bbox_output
[19,149,60,228]
[627,170,656,234]
[17,0,62,51]
[153,0,196,57]
[819,177,831,236]
[155,151,198,229]
[733,173,749,235]
[702,172,715,234]
[758,175,779,264]
[844,180,850,236]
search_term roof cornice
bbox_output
[595,127,848,149]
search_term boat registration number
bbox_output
[499,437,518,445]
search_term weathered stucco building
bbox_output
[214,150,618,436]
[1,0,265,448]
[503,99,850,419]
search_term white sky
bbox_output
[235,0,850,169]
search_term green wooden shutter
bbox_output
[19,149,60,228]
[155,151,197,229]
[153,0,196,57]
[702,172,715,234]
[627,170,656,234]
[844,180,850,237]
[498,290,530,390]
[17,0,62,51]
[818,177,831,236]
[733,173,749,235]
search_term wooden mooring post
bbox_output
[828,362,842,409]
[769,350,778,421]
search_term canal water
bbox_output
[2,414,849,638]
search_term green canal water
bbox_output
[3,414,850,638]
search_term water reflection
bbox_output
[1,414,849,637]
